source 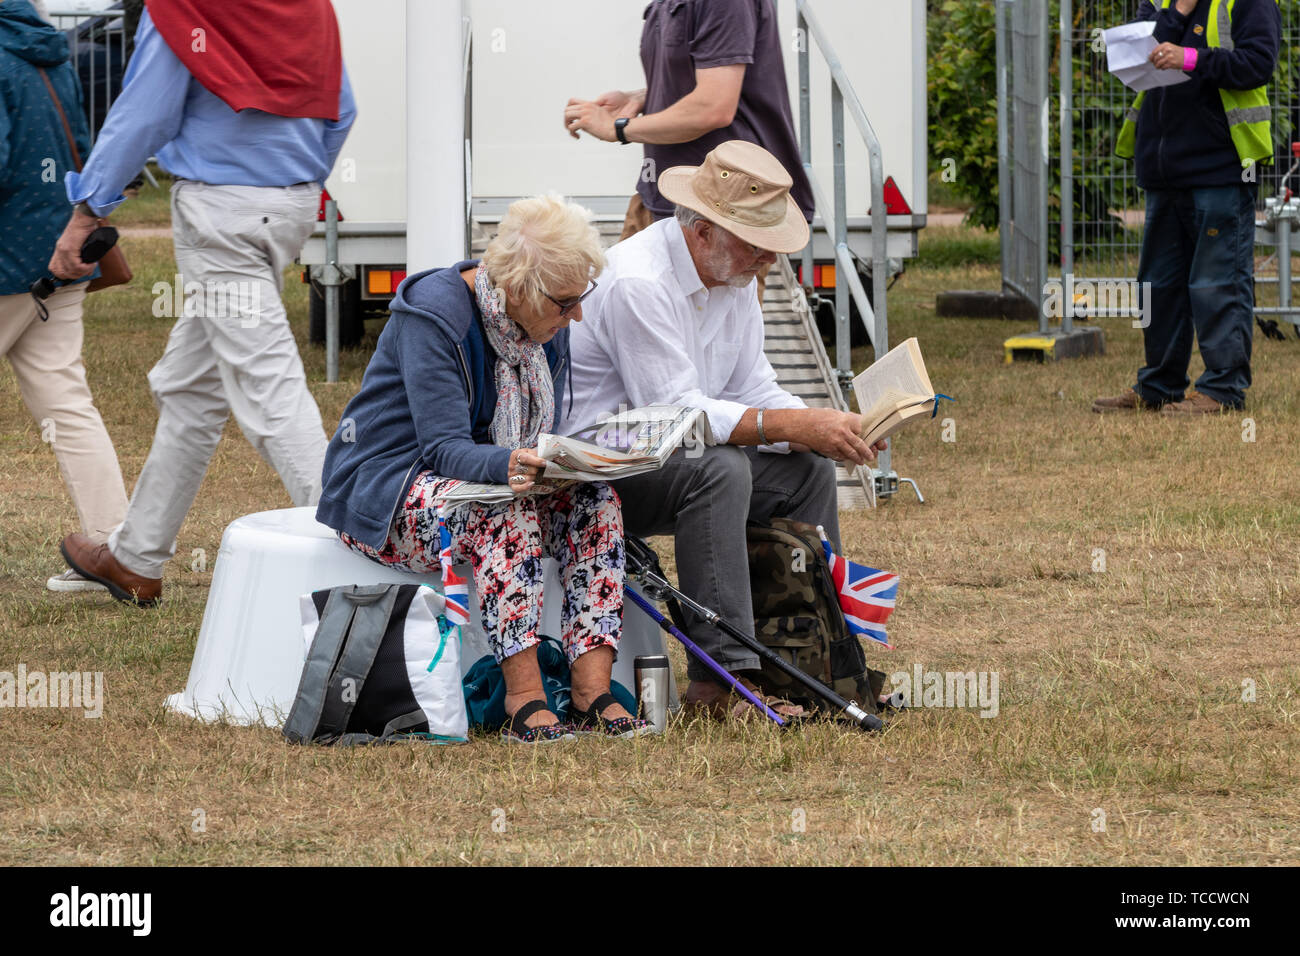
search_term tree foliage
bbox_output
[927,1,999,230]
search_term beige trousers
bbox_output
[0,283,127,542]
[109,180,326,578]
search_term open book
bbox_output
[436,405,713,506]
[852,337,936,448]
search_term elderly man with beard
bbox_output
[561,140,884,718]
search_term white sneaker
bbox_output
[46,568,108,593]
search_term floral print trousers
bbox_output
[341,473,625,665]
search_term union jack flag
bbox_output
[437,509,471,627]
[818,526,898,649]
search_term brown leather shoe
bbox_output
[1091,390,1153,414]
[683,677,806,721]
[1160,392,1230,416]
[59,533,161,607]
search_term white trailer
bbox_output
[300,0,928,344]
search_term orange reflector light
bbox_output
[368,270,391,295]
[797,264,837,288]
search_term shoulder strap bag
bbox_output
[37,68,133,293]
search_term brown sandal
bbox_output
[682,677,805,721]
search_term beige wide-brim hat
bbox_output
[658,140,810,255]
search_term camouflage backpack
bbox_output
[746,518,887,713]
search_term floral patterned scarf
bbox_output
[473,263,554,449]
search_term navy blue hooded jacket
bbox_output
[316,262,571,549]
[1132,0,1280,191]
[0,0,91,295]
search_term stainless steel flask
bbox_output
[634,654,670,733]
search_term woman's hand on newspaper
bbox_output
[508,448,548,495]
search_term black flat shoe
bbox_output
[568,692,656,739]
[500,699,575,744]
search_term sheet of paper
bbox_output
[1103,20,1190,92]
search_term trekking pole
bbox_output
[625,537,884,733]
[623,586,786,727]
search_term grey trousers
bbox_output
[612,445,840,682]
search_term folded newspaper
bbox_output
[435,404,714,506]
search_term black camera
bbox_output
[29,225,120,307]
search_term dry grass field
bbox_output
[0,206,1297,865]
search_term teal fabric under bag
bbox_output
[462,636,637,730]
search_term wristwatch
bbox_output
[74,201,98,220]
[614,117,631,145]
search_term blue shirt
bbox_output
[66,8,355,215]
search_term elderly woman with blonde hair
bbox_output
[316,195,650,743]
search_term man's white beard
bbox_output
[699,242,755,289]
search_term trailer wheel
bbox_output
[308,277,364,349]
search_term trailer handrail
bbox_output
[796,0,893,486]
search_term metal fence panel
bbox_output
[999,0,1051,326]
[1061,0,1300,299]
[47,9,127,145]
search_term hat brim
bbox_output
[658,165,810,255]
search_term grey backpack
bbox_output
[282,583,469,746]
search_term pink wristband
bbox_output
[1183,47,1198,71]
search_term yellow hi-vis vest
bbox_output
[1115,0,1275,168]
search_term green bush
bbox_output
[916,231,1001,268]
[927,0,1138,244]
[927,1,999,230]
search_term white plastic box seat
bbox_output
[165,507,676,727]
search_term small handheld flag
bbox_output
[818,525,898,649]
[437,509,471,627]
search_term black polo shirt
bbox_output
[636,0,815,221]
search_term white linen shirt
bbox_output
[561,218,805,446]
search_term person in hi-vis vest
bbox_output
[1094,0,1280,416]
